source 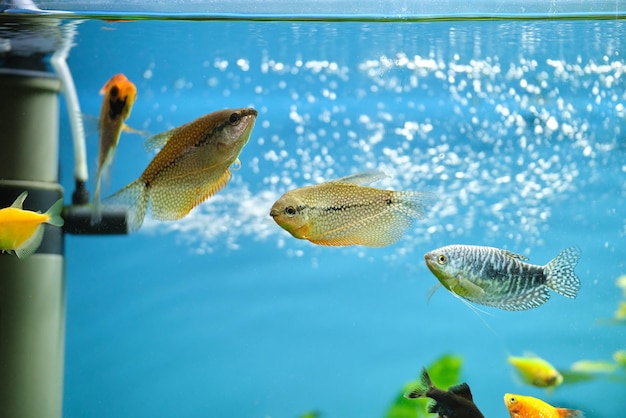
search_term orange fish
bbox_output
[0,191,64,259]
[107,108,257,232]
[93,74,138,222]
[504,393,584,418]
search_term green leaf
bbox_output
[427,354,463,389]
[384,354,463,418]
[298,410,321,418]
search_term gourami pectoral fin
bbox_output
[500,249,529,261]
[106,180,149,233]
[426,283,441,303]
[457,275,486,296]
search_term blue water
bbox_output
[56,17,625,417]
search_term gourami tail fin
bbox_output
[105,180,148,232]
[545,246,581,299]
[394,190,437,220]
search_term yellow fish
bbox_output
[616,274,626,297]
[504,393,584,418]
[613,349,626,367]
[108,107,257,232]
[508,355,563,388]
[269,171,432,247]
[615,300,626,320]
[93,74,138,221]
[0,191,64,259]
[570,359,618,374]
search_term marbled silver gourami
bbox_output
[424,245,581,311]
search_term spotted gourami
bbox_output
[504,393,584,418]
[107,108,257,232]
[508,355,563,388]
[0,191,64,259]
[269,171,433,247]
[424,245,581,311]
[93,74,138,217]
[404,368,485,418]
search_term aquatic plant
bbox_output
[298,410,321,418]
[557,349,626,386]
[384,354,463,418]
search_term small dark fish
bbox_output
[404,368,485,418]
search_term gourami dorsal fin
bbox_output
[332,170,388,186]
[500,249,528,261]
[458,275,486,296]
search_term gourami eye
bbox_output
[437,254,447,264]
[285,206,297,217]
[110,86,119,97]
[229,113,241,125]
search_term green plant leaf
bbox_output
[384,354,463,418]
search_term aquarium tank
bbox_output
[0,0,625,417]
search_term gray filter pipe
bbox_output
[0,69,65,418]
